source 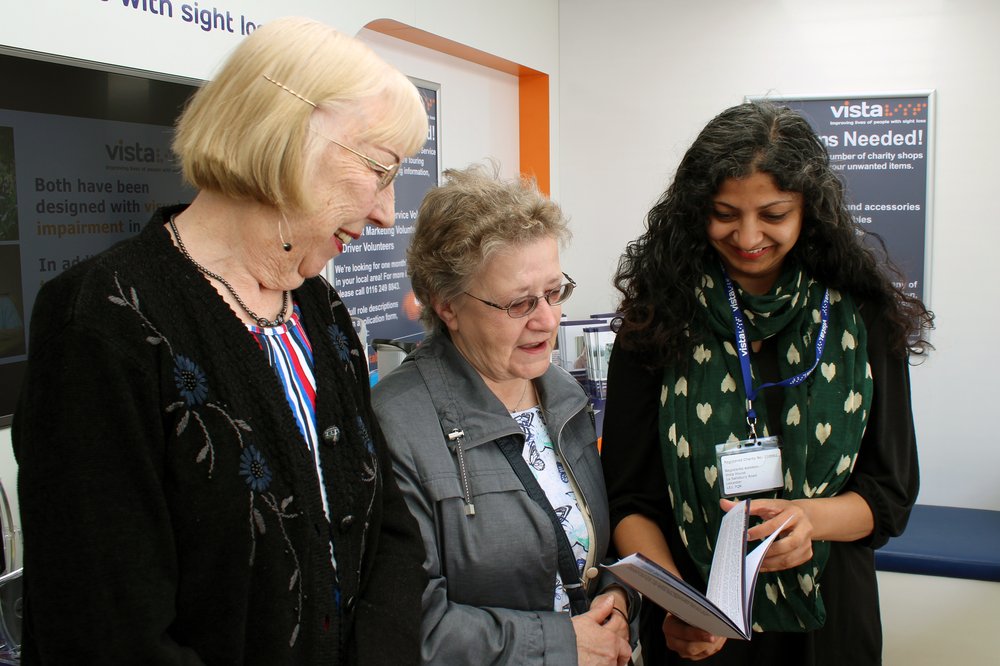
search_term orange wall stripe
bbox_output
[365,19,550,195]
[518,71,549,195]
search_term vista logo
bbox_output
[104,139,165,163]
[830,101,885,118]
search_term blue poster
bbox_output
[760,94,932,302]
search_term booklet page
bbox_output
[705,500,748,630]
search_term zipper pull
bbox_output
[447,429,476,517]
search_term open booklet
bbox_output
[603,499,791,640]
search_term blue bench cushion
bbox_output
[875,504,1000,582]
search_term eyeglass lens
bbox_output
[377,163,400,190]
[507,281,575,318]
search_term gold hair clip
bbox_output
[261,74,317,108]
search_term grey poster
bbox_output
[767,95,931,302]
[0,109,193,423]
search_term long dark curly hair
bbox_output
[614,101,933,367]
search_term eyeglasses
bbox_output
[311,130,400,191]
[464,273,576,319]
[262,74,401,191]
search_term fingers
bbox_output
[593,590,631,644]
[662,612,715,644]
[761,536,814,571]
[585,593,616,622]
[720,498,821,573]
[602,607,630,644]
[615,637,633,666]
[745,500,811,542]
[732,500,816,572]
[573,608,632,666]
[662,613,726,661]
[719,498,740,513]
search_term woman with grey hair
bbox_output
[14,16,428,665]
[372,165,635,666]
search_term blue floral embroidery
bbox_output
[328,324,351,363]
[356,415,375,453]
[239,445,273,492]
[110,273,303,646]
[173,355,209,406]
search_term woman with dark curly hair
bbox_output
[601,101,932,665]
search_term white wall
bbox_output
[356,29,520,179]
[0,0,559,534]
[878,571,1000,665]
[0,0,558,188]
[558,0,999,512]
[0,1,559,81]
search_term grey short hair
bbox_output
[407,163,570,332]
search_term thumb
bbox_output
[588,593,615,620]
[719,498,738,512]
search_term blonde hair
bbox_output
[173,16,427,212]
[407,163,571,332]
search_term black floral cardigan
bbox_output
[13,205,425,665]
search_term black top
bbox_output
[601,306,919,665]
[13,206,425,665]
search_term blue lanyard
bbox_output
[721,271,831,440]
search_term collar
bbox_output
[404,331,589,449]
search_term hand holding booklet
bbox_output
[603,499,791,640]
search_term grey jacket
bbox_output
[372,331,613,665]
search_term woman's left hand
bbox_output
[720,497,814,572]
[594,589,630,645]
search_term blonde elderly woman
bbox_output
[13,17,428,665]
[372,165,636,666]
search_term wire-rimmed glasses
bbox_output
[262,74,401,191]
[464,273,576,318]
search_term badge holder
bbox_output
[715,267,830,499]
[715,401,783,498]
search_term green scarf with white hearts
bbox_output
[658,261,872,632]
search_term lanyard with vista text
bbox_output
[722,271,830,441]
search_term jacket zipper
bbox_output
[553,400,598,589]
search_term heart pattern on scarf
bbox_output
[696,403,713,424]
[693,345,712,364]
[815,422,832,444]
[787,343,801,365]
[786,404,801,426]
[843,390,863,414]
[704,465,718,488]
[721,374,736,393]
[821,362,836,382]
[798,573,814,596]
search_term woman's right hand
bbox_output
[662,612,726,661]
[571,595,633,666]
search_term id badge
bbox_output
[714,436,783,498]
